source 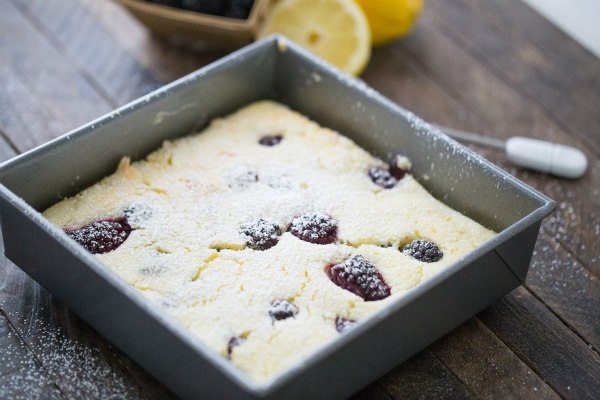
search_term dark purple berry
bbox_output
[146,0,253,19]
[240,219,282,250]
[289,212,337,245]
[268,299,298,321]
[181,0,226,14]
[402,240,443,263]
[391,168,406,181]
[224,0,254,19]
[368,166,394,188]
[368,166,405,189]
[147,0,183,7]
[326,255,391,301]
[335,317,357,333]
[65,217,132,254]
[227,336,245,359]
[368,154,410,189]
[259,134,283,146]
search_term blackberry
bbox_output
[65,217,132,254]
[289,212,337,245]
[369,167,396,189]
[258,134,283,146]
[240,219,282,250]
[268,299,299,321]
[326,255,391,301]
[402,239,443,263]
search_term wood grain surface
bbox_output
[0,0,598,398]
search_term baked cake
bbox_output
[43,101,495,382]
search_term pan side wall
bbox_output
[0,38,552,400]
[0,195,253,400]
[266,224,540,399]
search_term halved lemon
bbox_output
[356,0,423,46]
[259,0,371,76]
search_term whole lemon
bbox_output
[356,0,423,46]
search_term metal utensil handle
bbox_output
[435,125,588,179]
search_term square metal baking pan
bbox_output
[0,36,555,399]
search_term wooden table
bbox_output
[0,0,598,398]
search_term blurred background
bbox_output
[122,0,600,73]
[521,0,600,57]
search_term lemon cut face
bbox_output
[260,0,371,76]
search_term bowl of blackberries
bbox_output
[119,0,271,47]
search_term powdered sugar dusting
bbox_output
[368,166,400,189]
[268,299,299,321]
[42,101,496,383]
[0,324,139,399]
[289,212,338,244]
[65,218,131,254]
[402,239,444,263]
[327,255,391,301]
[240,218,282,250]
[227,165,259,189]
[394,154,412,172]
[124,203,153,229]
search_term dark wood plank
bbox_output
[431,319,560,399]
[364,39,600,350]
[541,188,600,280]
[0,260,176,399]
[0,63,76,153]
[426,0,600,156]
[479,287,600,400]
[0,0,112,151]
[0,1,178,398]
[0,67,60,396]
[380,10,600,278]
[1,286,67,399]
[527,232,600,351]
[0,326,66,399]
[461,0,600,94]
[0,313,36,378]
[385,20,600,352]
[350,382,394,400]
[364,25,600,398]
[380,350,476,399]
[13,0,163,106]
[81,0,226,82]
[0,132,17,162]
[14,0,224,107]
[348,46,577,400]
[0,370,65,400]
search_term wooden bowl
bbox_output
[119,0,271,48]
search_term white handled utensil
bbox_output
[435,125,588,179]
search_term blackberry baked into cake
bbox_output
[44,101,495,382]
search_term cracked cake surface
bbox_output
[43,101,495,382]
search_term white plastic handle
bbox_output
[505,136,588,179]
